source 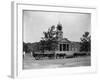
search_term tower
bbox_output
[56,22,63,40]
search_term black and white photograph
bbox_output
[23,10,91,69]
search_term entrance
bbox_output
[59,44,69,51]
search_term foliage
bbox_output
[40,25,58,52]
[23,23,63,53]
[23,42,41,53]
[42,25,56,40]
[23,42,31,53]
[80,32,91,52]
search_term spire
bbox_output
[58,21,60,25]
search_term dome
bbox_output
[57,22,62,31]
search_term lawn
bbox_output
[23,53,91,69]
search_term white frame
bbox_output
[11,1,97,79]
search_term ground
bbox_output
[23,53,91,69]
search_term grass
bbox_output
[23,53,91,69]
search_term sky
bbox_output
[23,10,91,43]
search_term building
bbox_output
[55,23,80,56]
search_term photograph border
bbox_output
[11,1,97,78]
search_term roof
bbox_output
[58,38,71,43]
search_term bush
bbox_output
[73,52,87,57]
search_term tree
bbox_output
[23,42,33,53]
[23,42,29,53]
[42,25,56,41]
[80,32,91,52]
[40,25,58,52]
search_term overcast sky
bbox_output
[23,10,91,43]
